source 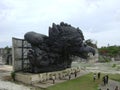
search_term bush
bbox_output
[112,64,116,68]
[116,66,120,71]
[11,71,16,81]
[98,56,111,62]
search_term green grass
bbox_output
[46,73,120,90]
[47,73,101,90]
[107,74,120,82]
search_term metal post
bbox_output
[21,40,24,70]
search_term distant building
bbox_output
[0,48,12,65]
[114,55,120,61]
[0,48,4,56]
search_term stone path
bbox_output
[99,80,120,90]
[0,80,31,90]
[0,64,32,90]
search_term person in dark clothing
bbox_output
[106,75,109,84]
[115,86,119,90]
[74,70,77,78]
[103,76,106,85]
[98,72,101,79]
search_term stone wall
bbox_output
[12,37,31,72]
[15,67,81,84]
[0,48,12,65]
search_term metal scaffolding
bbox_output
[12,37,31,72]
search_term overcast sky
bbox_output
[0,0,120,48]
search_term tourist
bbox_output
[68,73,71,80]
[98,72,101,79]
[93,73,96,81]
[106,75,109,84]
[103,76,106,85]
[115,86,119,90]
[58,73,60,79]
[74,70,77,78]
[103,75,109,85]
[52,75,55,84]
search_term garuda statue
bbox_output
[24,22,95,73]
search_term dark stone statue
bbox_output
[24,22,95,73]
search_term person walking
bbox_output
[103,76,106,85]
[98,72,101,79]
[74,70,77,78]
[68,72,71,80]
[106,75,109,84]
[52,75,55,84]
[93,73,96,81]
[115,86,119,90]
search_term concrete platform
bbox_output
[15,68,88,89]
[15,68,74,84]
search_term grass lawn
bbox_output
[47,73,120,90]
[47,73,101,90]
[109,74,120,82]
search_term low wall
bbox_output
[15,67,81,85]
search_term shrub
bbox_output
[11,71,16,81]
[116,66,120,71]
[98,56,111,62]
[112,64,116,68]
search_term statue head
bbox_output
[48,22,95,59]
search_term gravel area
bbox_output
[0,65,31,90]
[0,80,30,90]
[99,80,120,90]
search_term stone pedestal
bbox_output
[15,67,81,85]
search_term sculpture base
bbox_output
[15,67,81,85]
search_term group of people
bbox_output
[93,72,109,85]
[93,72,119,90]
[103,75,109,85]
[93,72,101,81]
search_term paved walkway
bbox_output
[99,80,120,90]
[0,64,32,90]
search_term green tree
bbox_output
[4,46,11,54]
[98,45,120,57]
[85,39,97,48]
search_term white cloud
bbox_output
[0,0,120,47]
[84,29,120,47]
